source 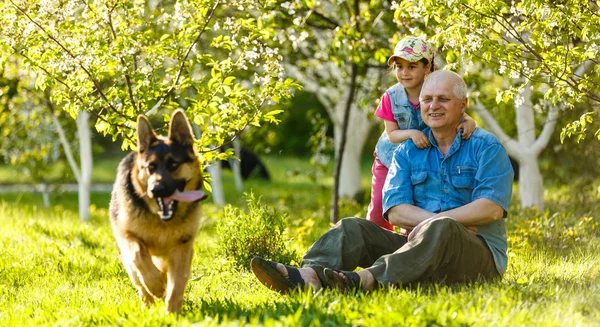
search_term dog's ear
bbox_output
[169,109,194,148]
[137,115,158,153]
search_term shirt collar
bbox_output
[427,128,464,158]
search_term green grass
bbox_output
[0,156,599,326]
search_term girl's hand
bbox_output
[411,130,431,149]
[457,118,476,140]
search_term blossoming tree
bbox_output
[261,0,402,222]
[0,0,296,221]
[394,0,600,210]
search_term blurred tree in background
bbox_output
[0,0,298,220]
[1,0,599,221]
[394,0,600,210]
[0,55,74,205]
[259,0,406,222]
[0,0,296,158]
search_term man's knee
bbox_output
[337,217,365,229]
[423,217,462,235]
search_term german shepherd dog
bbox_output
[109,109,207,312]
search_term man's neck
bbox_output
[432,130,458,156]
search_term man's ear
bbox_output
[169,109,194,148]
[461,98,468,115]
[137,115,158,153]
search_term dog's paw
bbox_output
[143,274,167,299]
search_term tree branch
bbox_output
[311,10,341,28]
[531,105,559,156]
[14,47,132,134]
[462,3,600,103]
[146,0,221,116]
[9,0,127,119]
[197,98,266,154]
[50,112,81,184]
[473,99,521,158]
[106,2,139,113]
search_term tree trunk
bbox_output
[331,63,358,223]
[230,138,244,193]
[474,85,558,211]
[517,154,543,209]
[207,163,225,206]
[76,111,92,222]
[286,65,377,200]
[53,111,91,221]
[513,88,544,210]
[192,124,225,205]
[332,114,368,200]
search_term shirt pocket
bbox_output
[411,171,428,201]
[451,166,476,201]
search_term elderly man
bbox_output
[251,70,513,292]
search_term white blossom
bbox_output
[514,94,524,108]
[499,61,507,74]
[466,33,481,51]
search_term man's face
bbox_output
[420,79,467,132]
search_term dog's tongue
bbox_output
[165,190,207,203]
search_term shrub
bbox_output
[216,193,300,269]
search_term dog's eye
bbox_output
[147,163,157,172]
[168,161,180,171]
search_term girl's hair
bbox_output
[419,56,435,72]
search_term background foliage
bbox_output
[0,0,297,166]
[394,0,600,141]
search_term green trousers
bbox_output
[302,217,500,286]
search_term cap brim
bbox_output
[388,51,425,66]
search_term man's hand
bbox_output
[407,216,443,241]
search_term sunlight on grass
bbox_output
[0,156,599,326]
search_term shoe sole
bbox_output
[250,257,293,294]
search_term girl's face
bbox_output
[394,58,431,91]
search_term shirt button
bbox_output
[444,189,449,193]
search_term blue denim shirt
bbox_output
[382,127,514,274]
[375,83,426,168]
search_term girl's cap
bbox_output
[388,37,434,66]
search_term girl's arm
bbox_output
[457,113,477,139]
[385,120,430,149]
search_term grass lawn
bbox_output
[0,155,598,326]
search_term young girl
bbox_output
[367,37,476,231]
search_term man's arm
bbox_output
[435,198,504,226]
[387,204,436,230]
[389,198,503,230]
[407,198,503,241]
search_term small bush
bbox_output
[216,193,300,269]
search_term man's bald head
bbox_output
[420,70,467,99]
[419,70,468,133]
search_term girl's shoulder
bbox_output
[385,83,410,107]
[385,82,405,95]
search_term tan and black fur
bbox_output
[109,109,206,313]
